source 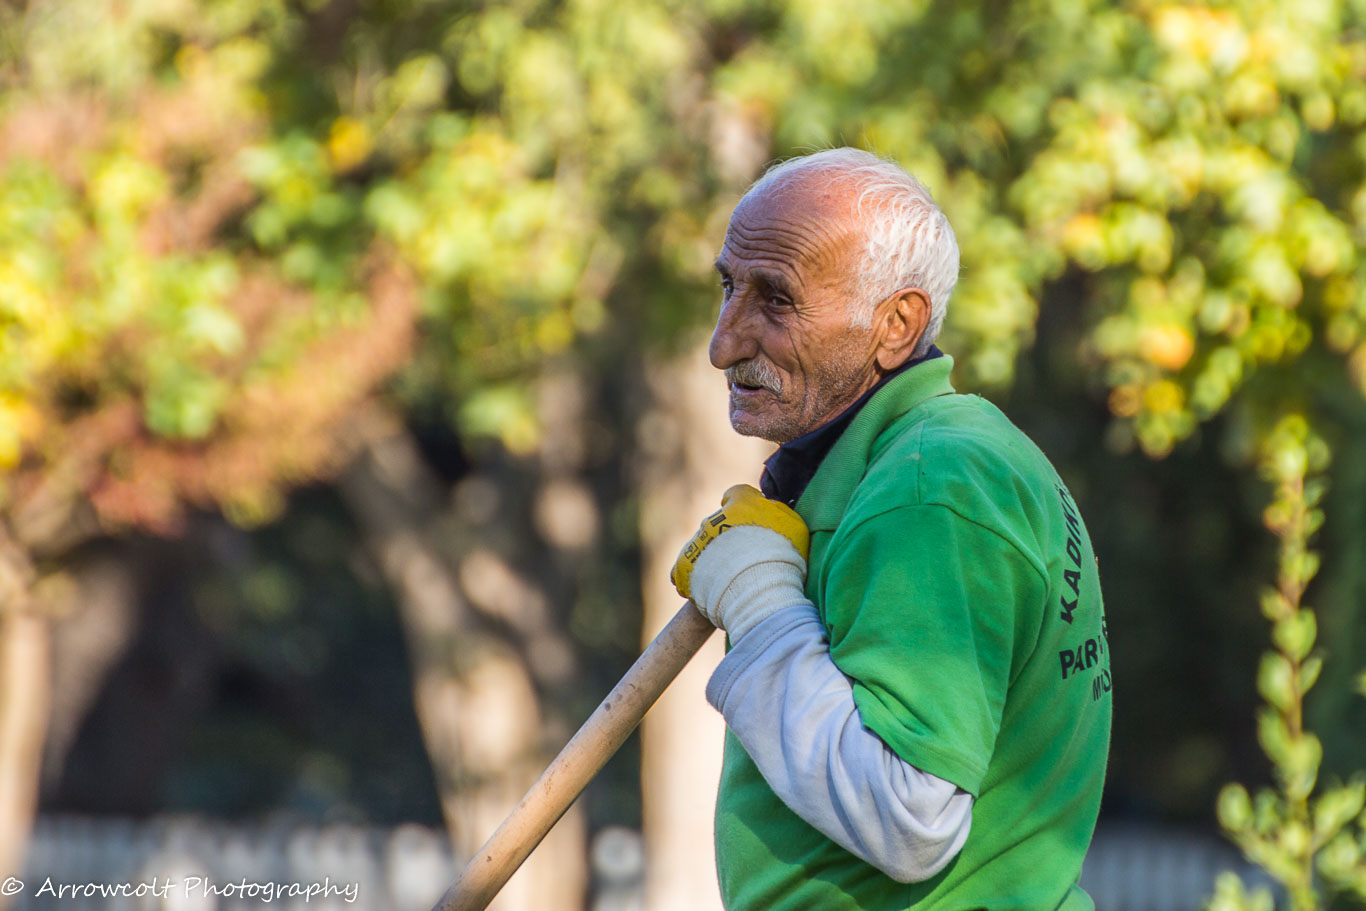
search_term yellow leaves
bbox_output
[1229,303,1311,365]
[1225,169,1291,232]
[460,385,540,455]
[1133,405,1194,457]
[1108,384,1141,419]
[1244,248,1302,309]
[360,118,596,446]
[787,0,879,86]
[1153,6,1246,72]
[534,313,573,355]
[174,34,273,102]
[505,33,580,137]
[943,263,1038,390]
[1222,72,1281,121]
[571,295,606,333]
[1260,414,1329,485]
[1153,2,1328,103]
[586,77,635,138]
[386,55,449,114]
[1053,202,1174,273]
[0,256,52,329]
[1325,315,1358,353]
[715,48,802,120]
[88,153,169,227]
[1301,93,1335,131]
[377,126,587,303]
[327,117,372,173]
[1189,348,1241,418]
[1245,320,1287,363]
[174,42,213,81]
[325,53,452,165]
[1111,204,1173,273]
[1154,135,1205,205]
[1139,324,1194,370]
[18,0,1366,511]
[1143,379,1184,415]
[1061,214,1105,270]
[1091,265,1270,451]
[1289,211,1352,279]
[210,35,272,86]
[181,300,245,357]
[0,395,41,470]
[449,8,524,97]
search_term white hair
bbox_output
[745,148,959,358]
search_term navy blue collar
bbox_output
[759,347,944,507]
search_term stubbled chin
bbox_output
[728,398,787,443]
[728,398,762,433]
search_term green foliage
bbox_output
[13,0,1366,466]
[0,0,418,534]
[5,0,1366,867]
[1213,416,1366,910]
[708,0,1366,462]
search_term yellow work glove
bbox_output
[671,484,810,601]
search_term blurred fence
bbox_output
[14,816,455,911]
[13,815,1265,910]
[1079,823,1271,910]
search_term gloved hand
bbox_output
[671,485,811,641]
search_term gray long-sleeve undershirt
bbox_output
[707,604,974,884]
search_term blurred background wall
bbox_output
[2,0,1365,908]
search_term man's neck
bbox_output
[760,347,942,506]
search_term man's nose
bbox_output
[709,296,756,369]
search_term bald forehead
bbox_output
[723,172,862,278]
[734,169,859,231]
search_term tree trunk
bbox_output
[43,551,139,790]
[0,507,136,903]
[0,540,48,908]
[341,427,587,911]
[637,340,773,911]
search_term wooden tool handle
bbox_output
[432,601,717,911]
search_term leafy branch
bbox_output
[1211,415,1366,910]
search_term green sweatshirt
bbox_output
[715,355,1112,910]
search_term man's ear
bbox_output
[875,288,931,372]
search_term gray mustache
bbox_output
[725,360,782,394]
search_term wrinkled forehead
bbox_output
[721,175,861,275]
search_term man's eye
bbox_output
[721,279,734,297]
[769,293,793,309]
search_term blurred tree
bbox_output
[8,0,1366,906]
[0,0,418,893]
[42,495,443,827]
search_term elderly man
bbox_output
[671,149,1111,910]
